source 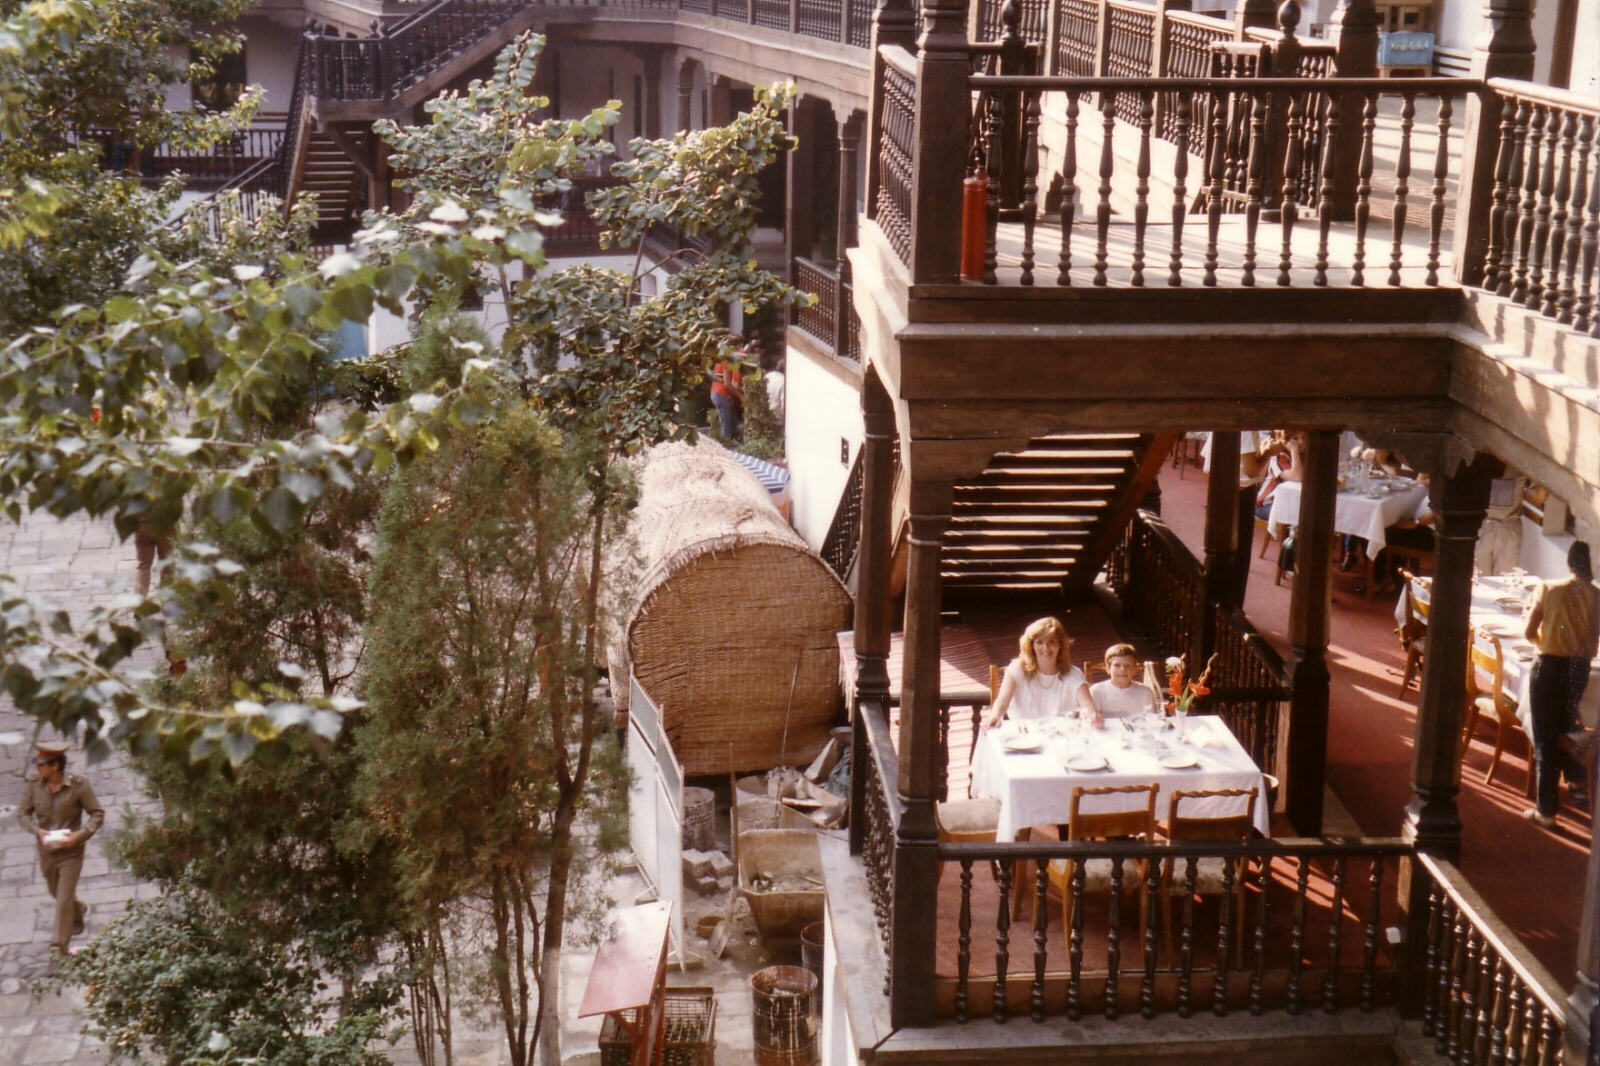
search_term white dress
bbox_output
[1089,679,1158,719]
[1002,659,1087,720]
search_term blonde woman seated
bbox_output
[982,616,1099,730]
[1089,643,1158,720]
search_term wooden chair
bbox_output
[936,796,1002,887]
[1461,628,1523,789]
[1158,787,1258,963]
[1396,569,1429,695]
[1041,784,1158,951]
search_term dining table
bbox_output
[968,713,1272,841]
[1267,476,1430,599]
[1395,571,1600,734]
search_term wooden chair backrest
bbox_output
[1468,628,1506,704]
[1164,787,1259,842]
[1400,569,1430,626]
[1068,783,1158,841]
[989,664,1001,707]
[1085,661,1110,684]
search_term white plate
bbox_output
[1159,752,1200,769]
[1512,646,1536,661]
[1066,754,1108,772]
[1496,596,1524,612]
[1004,736,1043,753]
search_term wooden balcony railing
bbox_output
[938,836,1412,1022]
[852,694,902,996]
[84,114,287,189]
[1416,853,1579,1066]
[791,255,863,364]
[541,175,627,247]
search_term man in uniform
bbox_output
[17,740,104,958]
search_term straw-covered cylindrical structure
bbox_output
[609,439,851,776]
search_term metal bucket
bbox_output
[799,922,826,1012]
[751,964,818,1066]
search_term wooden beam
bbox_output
[1062,431,1181,598]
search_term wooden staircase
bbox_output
[292,127,370,242]
[940,432,1177,600]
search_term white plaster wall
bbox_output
[1567,0,1600,93]
[786,350,863,551]
[240,16,299,113]
[559,44,649,157]
[1435,0,1483,58]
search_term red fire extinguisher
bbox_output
[960,171,988,281]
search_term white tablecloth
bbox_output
[1393,573,1600,733]
[969,714,1271,841]
[1268,479,1429,560]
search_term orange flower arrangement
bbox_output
[1163,653,1218,713]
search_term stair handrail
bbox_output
[819,443,866,580]
[306,0,530,102]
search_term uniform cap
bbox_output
[33,741,69,757]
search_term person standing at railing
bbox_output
[1523,540,1598,828]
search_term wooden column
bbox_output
[909,0,973,282]
[640,49,663,139]
[834,111,864,358]
[854,375,896,707]
[1404,455,1494,860]
[891,498,950,1028]
[1324,0,1378,219]
[865,0,916,231]
[1201,432,1241,664]
[709,75,733,127]
[1396,454,1492,1014]
[787,96,820,272]
[676,61,696,131]
[1285,430,1338,835]
[1451,0,1536,286]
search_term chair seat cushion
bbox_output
[1048,857,1145,890]
[937,796,1001,833]
[1165,856,1240,894]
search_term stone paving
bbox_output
[0,510,162,1066]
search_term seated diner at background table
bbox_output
[1090,643,1159,720]
[1522,540,1598,828]
[1340,441,1412,571]
[981,615,1100,731]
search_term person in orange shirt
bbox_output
[710,340,748,442]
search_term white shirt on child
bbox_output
[1089,679,1158,719]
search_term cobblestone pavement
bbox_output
[0,511,163,1065]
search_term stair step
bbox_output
[949,514,1097,527]
[991,449,1138,463]
[954,485,1118,499]
[974,467,1129,482]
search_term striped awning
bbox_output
[731,451,790,498]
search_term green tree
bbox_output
[356,404,629,1066]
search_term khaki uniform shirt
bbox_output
[17,774,104,856]
[1531,575,1600,659]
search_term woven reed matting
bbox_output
[609,440,851,775]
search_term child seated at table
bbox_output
[1089,643,1158,720]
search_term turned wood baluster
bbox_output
[994,857,1012,1021]
[1106,856,1125,1018]
[1353,93,1378,286]
[1457,927,1483,1066]
[1249,857,1270,1016]
[1068,860,1086,1020]
[1243,90,1267,287]
[1521,997,1546,1066]
[1140,856,1160,1018]
[1277,91,1304,287]
[1020,90,1041,286]
[1577,115,1600,334]
[1177,857,1197,1017]
[1323,855,1347,1013]
[1169,93,1190,287]
[1213,855,1235,1017]
[1287,856,1310,1014]
[1540,108,1576,317]
[1512,105,1547,304]
[1315,94,1340,287]
[1205,88,1228,287]
[1132,90,1153,287]
[1474,937,1498,1064]
[1095,91,1116,287]
[1487,957,1510,1066]
[1559,114,1594,325]
[984,91,1003,285]
[1484,95,1520,291]
[1436,900,1458,1055]
[1360,855,1383,1012]
[1032,858,1049,1021]
[937,706,951,803]
[1447,909,1470,1062]
[1503,978,1526,1066]
[1498,100,1533,297]
[1423,884,1445,1038]
[1527,105,1562,310]
[1428,95,1454,287]
[956,860,973,1023]
[1058,91,1080,286]
[1387,92,1416,287]
[1534,1003,1559,1066]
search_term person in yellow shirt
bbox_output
[1522,541,1598,827]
